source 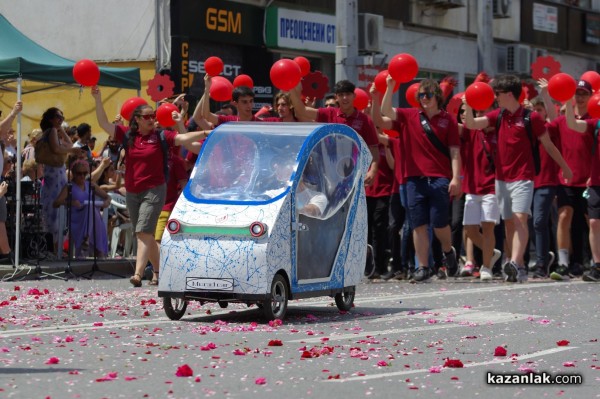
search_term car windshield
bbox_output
[187,123,311,203]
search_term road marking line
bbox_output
[327,347,576,382]
[290,309,536,343]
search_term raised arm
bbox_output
[288,82,318,121]
[370,84,393,130]
[381,76,397,120]
[565,98,588,133]
[192,74,219,126]
[537,78,557,121]
[463,100,489,130]
[0,101,22,135]
[91,87,116,139]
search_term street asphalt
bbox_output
[0,276,598,399]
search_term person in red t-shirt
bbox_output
[564,99,600,282]
[289,79,380,186]
[458,102,502,281]
[464,74,572,283]
[365,142,394,278]
[92,87,209,288]
[547,80,594,280]
[374,76,461,283]
[193,75,280,127]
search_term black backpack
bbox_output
[122,129,170,182]
[495,108,540,175]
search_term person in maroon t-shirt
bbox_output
[564,99,600,282]
[92,87,209,288]
[548,80,593,280]
[374,77,461,283]
[193,74,280,127]
[289,79,380,186]
[464,74,572,283]
[365,142,394,278]
[458,103,502,281]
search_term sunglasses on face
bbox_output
[418,92,434,100]
[74,171,88,176]
[139,113,156,120]
[55,114,65,120]
[494,90,508,96]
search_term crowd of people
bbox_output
[0,68,599,287]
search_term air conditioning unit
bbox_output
[506,44,531,74]
[420,0,466,9]
[358,13,383,53]
[493,0,511,18]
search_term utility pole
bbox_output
[335,0,359,83]
[477,0,495,76]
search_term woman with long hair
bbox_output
[92,87,210,287]
[39,108,83,254]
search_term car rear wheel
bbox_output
[262,274,288,321]
[334,289,355,311]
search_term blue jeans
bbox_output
[532,186,557,266]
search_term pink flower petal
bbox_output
[255,377,267,385]
[45,357,59,365]
[494,346,507,356]
[175,364,193,377]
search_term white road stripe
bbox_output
[327,347,576,382]
[290,309,535,343]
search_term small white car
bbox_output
[158,122,372,321]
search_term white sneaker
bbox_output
[490,249,502,269]
[480,266,493,281]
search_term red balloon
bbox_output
[156,103,179,128]
[405,83,420,108]
[353,88,370,111]
[270,59,302,91]
[388,53,419,83]
[548,73,577,102]
[210,76,233,102]
[465,82,495,111]
[73,59,100,87]
[588,93,600,118]
[294,56,311,77]
[204,56,224,77]
[374,70,400,95]
[580,71,600,92]
[233,74,254,89]
[120,97,148,121]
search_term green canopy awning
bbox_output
[0,14,141,90]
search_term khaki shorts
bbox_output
[126,184,167,234]
[154,210,171,241]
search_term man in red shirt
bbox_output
[289,80,379,186]
[374,77,461,282]
[548,80,593,279]
[464,74,572,283]
[193,74,280,127]
[565,98,600,282]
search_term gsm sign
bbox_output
[206,8,241,34]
